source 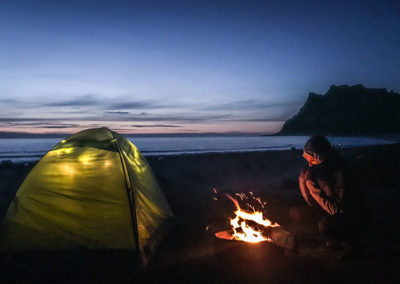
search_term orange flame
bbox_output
[227,193,279,243]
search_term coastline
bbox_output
[0,135,396,164]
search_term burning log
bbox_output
[215,226,295,251]
[237,219,273,237]
[243,219,296,250]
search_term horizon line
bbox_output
[0,130,279,138]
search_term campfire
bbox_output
[214,191,295,250]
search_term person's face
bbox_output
[302,151,322,167]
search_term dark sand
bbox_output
[1,144,400,283]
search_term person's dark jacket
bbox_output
[299,151,360,216]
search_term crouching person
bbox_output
[296,136,369,254]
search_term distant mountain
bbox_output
[278,84,400,136]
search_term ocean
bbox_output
[0,136,395,163]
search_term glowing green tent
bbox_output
[0,127,174,266]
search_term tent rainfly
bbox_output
[0,127,174,266]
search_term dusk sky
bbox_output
[1,0,399,134]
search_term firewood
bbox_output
[269,227,296,250]
[236,218,296,250]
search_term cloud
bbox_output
[0,98,21,104]
[230,118,285,122]
[41,124,80,129]
[0,109,295,125]
[197,100,256,111]
[197,99,302,111]
[45,95,100,107]
[0,112,284,124]
[130,124,181,128]
[104,111,130,115]
[0,117,50,122]
[1,121,81,128]
[0,96,300,132]
[116,113,233,123]
[108,100,187,110]
[0,113,236,127]
[4,121,59,126]
[109,100,158,109]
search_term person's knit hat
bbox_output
[303,135,332,159]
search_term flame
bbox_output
[227,193,279,243]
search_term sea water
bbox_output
[0,136,395,163]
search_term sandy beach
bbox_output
[1,143,399,283]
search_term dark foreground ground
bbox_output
[0,143,399,283]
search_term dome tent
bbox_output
[0,127,174,267]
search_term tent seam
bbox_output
[111,130,142,268]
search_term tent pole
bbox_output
[112,132,142,268]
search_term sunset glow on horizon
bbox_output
[0,121,284,135]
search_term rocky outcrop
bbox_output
[278,84,400,136]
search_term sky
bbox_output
[0,0,399,135]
